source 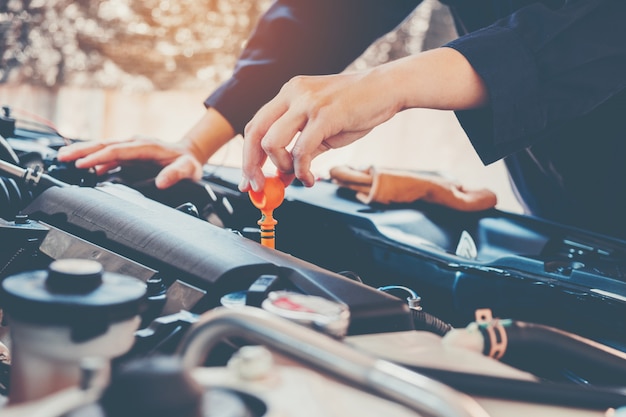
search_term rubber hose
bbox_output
[481,320,626,385]
[412,309,453,336]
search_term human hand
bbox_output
[240,70,400,192]
[56,136,204,189]
[239,48,490,193]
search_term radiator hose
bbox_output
[443,310,626,385]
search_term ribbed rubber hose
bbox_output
[412,309,453,336]
[480,320,626,385]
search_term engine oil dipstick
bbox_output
[248,175,285,249]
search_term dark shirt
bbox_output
[205,0,626,239]
[445,0,626,238]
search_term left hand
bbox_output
[57,136,204,189]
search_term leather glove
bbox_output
[329,165,497,212]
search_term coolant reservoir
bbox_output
[0,258,146,404]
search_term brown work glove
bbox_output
[329,165,497,212]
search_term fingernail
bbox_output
[238,176,248,191]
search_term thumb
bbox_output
[155,154,203,189]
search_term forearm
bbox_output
[369,47,489,114]
[205,0,419,134]
[181,107,236,164]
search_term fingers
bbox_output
[241,73,381,190]
[93,162,120,176]
[240,130,269,192]
[242,117,345,189]
[242,85,331,189]
[57,137,201,189]
[57,140,131,176]
[155,154,203,189]
[243,118,324,190]
[260,108,304,175]
[240,95,292,192]
[276,170,296,188]
[288,121,326,187]
[58,138,178,168]
[85,141,170,168]
[56,141,114,163]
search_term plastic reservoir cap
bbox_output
[46,258,104,293]
[248,176,285,212]
[261,291,350,339]
[0,259,147,340]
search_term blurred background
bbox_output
[0,0,522,212]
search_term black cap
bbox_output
[0,259,146,342]
[100,356,204,417]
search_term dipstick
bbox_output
[248,176,285,249]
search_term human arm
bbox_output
[241,0,626,192]
[59,0,420,188]
[445,0,626,164]
[57,107,235,189]
[440,0,626,232]
[204,0,422,135]
[240,46,488,191]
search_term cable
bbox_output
[377,285,453,336]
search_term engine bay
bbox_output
[1,107,626,416]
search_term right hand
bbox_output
[241,71,396,192]
[56,136,204,189]
[239,48,488,192]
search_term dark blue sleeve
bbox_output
[204,0,421,134]
[445,0,626,164]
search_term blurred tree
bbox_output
[1,0,272,90]
[0,0,454,91]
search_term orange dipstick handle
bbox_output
[248,176,285,249]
